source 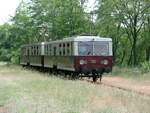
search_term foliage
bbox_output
[0,0,150,65]
[140,61,150,73]
[0,0,89,63]
[95,0,150,66]
[112,66,142,78]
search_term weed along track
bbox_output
[101,82,150,97]
[102,83,150,97]
[24,66,150,98]
[82,77,150,98]
[1,64,150,113]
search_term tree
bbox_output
[27,0,89,40]
[95,0,150,65]
[0,0,91,63]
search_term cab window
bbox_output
[78,42,93,56]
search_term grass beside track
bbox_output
[0,64,150,113]
[112,66,150,80]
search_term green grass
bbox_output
[112,66,150,80]
[0,63,150,113]
[112,66,140,77]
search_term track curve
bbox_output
[83,78,150,98]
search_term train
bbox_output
[20,34,113,82]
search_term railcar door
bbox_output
[25,46,30,65]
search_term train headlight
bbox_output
[80,60,87,65]
[103,60,108,65]
[101,60,108,65]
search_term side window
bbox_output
[31,47,32,56]
[38,46,40,56]
[32,46,33,56]
[25,48,27,56]
[34,46,36,56]
[22,48,24,56]
[35,46,36,56]
[71,42,73,56]
[27,47,29,56]
[23,48,25,56]
[67,43,70,56]
[26,47,27,56]
[23,48,26,56]
[54,46,56,56]
[49,45,51,56]
[39,46,41,55]
[33,46,35,56]
[36,46,37,56]
[37,46,39,55]
[44,45,46,55]
[45,45,47,56]
[63,43,65,56]
[56,45,58,56]
[59,44,62,56]
[45,45,47,55]
[37,46,38,56]
[47,45,48,55]
[21,48,23,56]
[47,45,49,56]
[29,46,31,56]
[26,48,27,56]
[45,45,49,56]
[25,48,26,56]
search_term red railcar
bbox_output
[20,35,112,82]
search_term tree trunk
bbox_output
[120,50,126,64]
[128,46,133,65]
[146,46,150,61]
[113,24,120,64]
[146,17,150,61]
[69,0,74,36]
[132,15,137,66]
[133,37,137,65]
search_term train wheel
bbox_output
[93,76,97,82]
[71,72,78,80]
[99,74,102,83]
[22,65,25,68]
[92,73,97,82]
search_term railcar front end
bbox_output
[75,56,112,75]
[73,37,112,81]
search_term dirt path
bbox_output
[102,76,150,97]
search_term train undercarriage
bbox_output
[22,64,105,82]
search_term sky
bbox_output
[0,0,21,25]
[0,0,95,25]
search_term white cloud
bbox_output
[0,0,96,25]
[0,0,21,25]
[85,0,97,13]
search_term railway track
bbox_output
[83,78,150,98]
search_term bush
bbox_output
[112,66,141,78]
[140,61,150,73]
[11,56,20,64]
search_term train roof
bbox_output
[45,35,112,44]
[62,35,112,42]
[21,42,45,48]
[21,35,112,47]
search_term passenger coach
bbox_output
[20,34,113,82]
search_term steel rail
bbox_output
[83,78,150,98]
